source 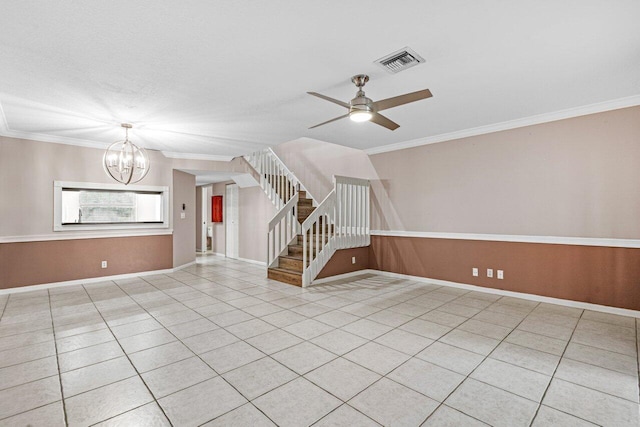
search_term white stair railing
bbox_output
[245,148,307,209]
[334,176,371,249]
[302,191,336,286]
[302,176,370,286]
[267,193,299,268]
[246,148,311,270]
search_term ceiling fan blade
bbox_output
[372,89,433,112]
[370,112,400,131]
[309,113,350,129]
[307,92,350,109]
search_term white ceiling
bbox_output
[1,1,638,157]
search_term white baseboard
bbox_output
[236,257,267,266]
[0,260,201,296]
[366,269,640,318]
[0,268,174,295]
[174,260,197,270]
[311,269,372,285]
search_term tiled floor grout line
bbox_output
[131,275,282,427]
[527,309,587,426]
[418,298,541,426]
[0,295,9,322]
[80,282,177,427]
[47,289,70,427]
[133,271,428,425]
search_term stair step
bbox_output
[268,267,302,287]
[278,255,306,272]
[297,197,313,206]
[288,243,327,256]
[296,233,331,245]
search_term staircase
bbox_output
[244,148,370,287]
[266,190,316,286]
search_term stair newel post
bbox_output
[315,219,319,278]
[302,228,307,286]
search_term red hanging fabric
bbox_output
[212,196,223,222]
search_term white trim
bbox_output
[162,151,234,162]
[311,269,370,285]
[365,95,640,155]
[212,252,226,257]
[174,260,197,270]
[0,259,200,296]
[236,257,267,266]
[367,269,640,319]
[371,230,640,249]
[0,229,173,244]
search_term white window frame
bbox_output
[54,181,170,232]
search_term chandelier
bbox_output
[103,123,150,185]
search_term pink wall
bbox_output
[369,106,640,239]
[239,185,276,263]
[210,182,275,263]
[273,137,377,202]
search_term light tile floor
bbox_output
[0,254,638,426]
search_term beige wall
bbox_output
[273,137,376,202]
[238,185,276,263]
[210,182,275,263]
[0,136,234,239]
[370,106,640,239]
[196,185,204,252]
[0,136,172,237]
[172,170,196,268]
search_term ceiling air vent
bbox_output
[375,47,425,74]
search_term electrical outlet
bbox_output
[472,268,479,277]
[351,256,356,264]
[497,270,504,280]
[180,212,186,219]
[101,261,107,269]
[487,268,493,278]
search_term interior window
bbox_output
[54,181,169,231]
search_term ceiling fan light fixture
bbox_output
[349,110,373,122]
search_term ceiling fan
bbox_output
[307,74,433,131]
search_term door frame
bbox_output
[225,183,239,259]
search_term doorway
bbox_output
[225,183,239,259]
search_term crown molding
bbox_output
[364,95,640,155]
[161,151,234,162]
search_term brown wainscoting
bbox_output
[369,235,640,311]
[0,235,173,290]
[316,247,370,279]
